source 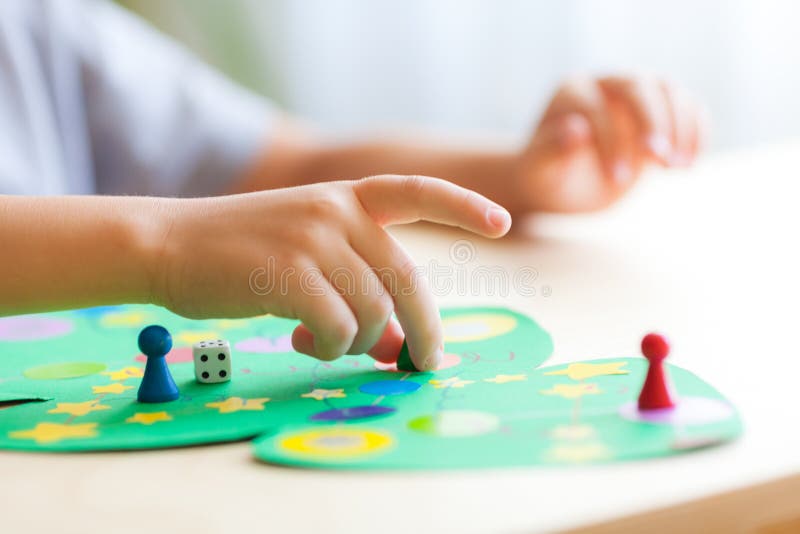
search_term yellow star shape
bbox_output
[100,311,149,327]
[544,361,629,381]
[540,383,602,400]
[102,367,144,381]
[92,383,133,394]
[126,411,172,425]
[48,400,111,417]
[301,388,347,401]
[547,442,610,463]
[429,377,475,389]
[205,397,270,414]
[9,422,98,444]
[214,319,248,329]
[549,424,596,441]
[483,374,527,384]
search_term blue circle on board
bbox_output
[358,380,421,396]
[74,305,124,318]
[310,405,396,422]
[138,325,172,357]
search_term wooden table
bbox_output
[2,142,800,533]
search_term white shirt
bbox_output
[0,0,275,196]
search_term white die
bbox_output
[193,339,232,384]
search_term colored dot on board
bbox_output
[135,346,194,364]
[234,335,293,353]
[442,313,517,342]
[408,410,500,437]
[23,362,107,380]
[74,305,123,318]
[310,405,396,422]
[0,317,73,342]
[358,380,421,396]
[279,428,393,459]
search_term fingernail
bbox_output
[646,134,672,163]
[487,207,511,230]
[423,347,443,371]
[612,162,631,184]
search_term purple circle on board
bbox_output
[359,380,421,396]
[0,316,73,341]
[234,335,293,353]
[310,405,396,422]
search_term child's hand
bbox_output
[154,175,511,370]
[512,76,707,213]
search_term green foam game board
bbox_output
[0,306,741,468]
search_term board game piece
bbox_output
[638,332,675,411]
[192,339,232,384]
[137,325,180,403]
[395,340,418,372]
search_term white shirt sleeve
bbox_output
[72,0,277,197]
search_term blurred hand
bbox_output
[155,175,511,370]
[512,76,708,213]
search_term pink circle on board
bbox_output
[374,352,461,373]
[0,316,73,341]
[234,335,293,353]
[135,346,194,364]
[618,396,735,426]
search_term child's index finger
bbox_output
[353,175,511,238]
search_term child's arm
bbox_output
[233,77,706,214]
[40,3,702,211]
[0,176,510,370]
[0,195,162,314]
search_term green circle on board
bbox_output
[23,362,107,380]
[408,410,500,437]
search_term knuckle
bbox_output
[287,225,316,245]
[460,187,477,208]
[276,250,307,270]
[347,295,394,355]
[400,175,428,199]
[395,255,420,283]
[328,317,358,351]
[306,192,349,221]
[364,294,394,326]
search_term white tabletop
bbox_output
[3,142,800,533]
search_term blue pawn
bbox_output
[137,325,180,403]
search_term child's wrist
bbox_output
[126,197,182,307]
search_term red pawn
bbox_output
[638,333,676,411]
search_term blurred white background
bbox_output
[123,0,800,150]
